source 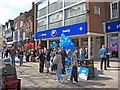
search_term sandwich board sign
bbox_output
[79,67,89,80]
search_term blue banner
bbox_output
[106,21,120,33]
[34,22,87,39]
[79,67,89,80]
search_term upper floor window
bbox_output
[49,11,63,23]
[49,0,58,5]
[20,21,23,27]
[37,17,47,27]
[38,0,48,10]
[65,3,86,19]
[110,1,119,19]
[94,6,100,15]
[15,23,17,29]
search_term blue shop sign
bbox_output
[34,22,87,39]
[106,21,120,33]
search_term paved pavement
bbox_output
[15,58,120,89]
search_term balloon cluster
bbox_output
[50,41,58,48]
[59,34,75,52]
[25,42,34,49]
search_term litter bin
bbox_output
[80,59,94,79]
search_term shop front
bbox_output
[34,22,103,59]
[105,20,120,60]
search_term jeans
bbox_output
[55,69,64,81]
[20,56,23,66]
[11,57,15,66]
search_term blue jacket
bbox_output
[99,48,107,58]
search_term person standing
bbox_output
[99,45,107,70]
[53,51,64,83]
[19,48,24,66]
[9,47,16,66]
[68,50,78,84]
[45,49,51,73]
[105,45,110,67]
[39,49,45,73]
[25,50,30,62]
[60,47,67,74]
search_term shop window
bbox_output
[110,1,119,19]
[65,3,86,19]
[94,6,100,15]
[49,11,63,23]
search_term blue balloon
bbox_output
[50,44,54,48]
[53,41,58,46]
[61,34,66,39]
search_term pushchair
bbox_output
[2,74,21,90]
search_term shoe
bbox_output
[56,79,59,82]
[105,69,107,70]
[72,81,77,84]
[107,66,110,67]
[60,80,64,83]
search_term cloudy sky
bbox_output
[0,0,35,25]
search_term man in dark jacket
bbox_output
[9,47,16,66]
[60,47,67,74]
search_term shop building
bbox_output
[34,0,109,59]
[4,20,14,47]
[104,1,120,60]
[13,8,34,49]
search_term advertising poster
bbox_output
[110,37,118,51]
[79,67,89,80]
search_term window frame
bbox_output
[110,1,119,19]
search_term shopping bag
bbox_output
[65,67,72,75]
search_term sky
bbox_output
[0,0,35,25]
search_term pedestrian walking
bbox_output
[99,45,107,70]
[39,49,45,73]
[68,50,78,84]
[9,47,16,66]
[19,48,24,66]
[53,51,64,83]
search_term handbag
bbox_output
[51,63,57,71]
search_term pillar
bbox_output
[118,33,120,61]
[104,34,107,46]
[47,40,49,49]
[93,37,97,58]
[88,35,91,59]
[79,38,81,47]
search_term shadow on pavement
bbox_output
[77,81,105,87]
